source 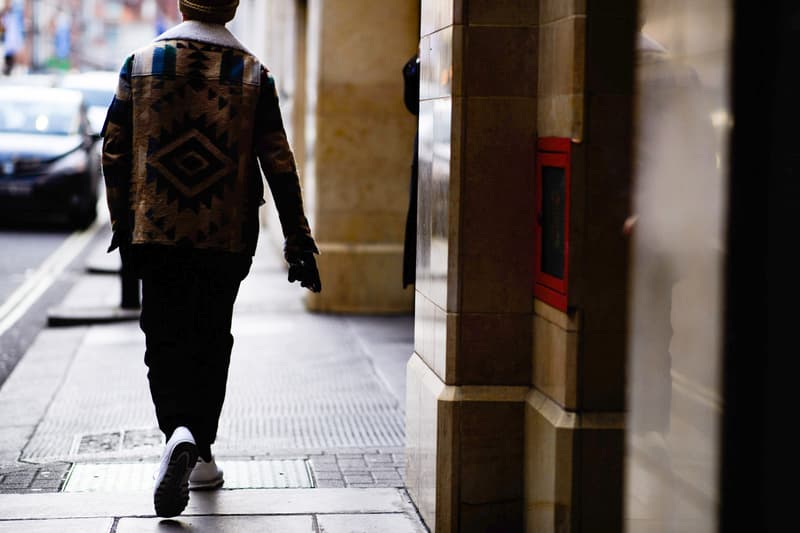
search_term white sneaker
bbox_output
[189,456,224,490]
[153,426,198,517]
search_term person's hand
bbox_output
[287,251,321,293]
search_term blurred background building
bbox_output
[0,0,179,73]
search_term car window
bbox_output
[0,99,81,135]
[65,87,114,109]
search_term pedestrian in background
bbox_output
[402,52,419,289]
[1,2,24,76]
[102,0,320,518]
[625,22,720,464]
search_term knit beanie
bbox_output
[179,0,239,24]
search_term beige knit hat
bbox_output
[179,0,239,24]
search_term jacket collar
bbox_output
[154,20,254,56]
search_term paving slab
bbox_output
[0,327,86,464]
[0,328,86,426]
[317,513,428,533]
[117,516,313,533]
[45,237,140,327]
[54,273,122,309]
[0,488,415,520]
[84,241,121,275]
[0,518,113,533]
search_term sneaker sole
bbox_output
[189,476,224,491]
[154,442,198,518]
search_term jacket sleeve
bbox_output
[254,68,318,258]
[101,55,134,252]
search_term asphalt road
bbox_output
[0,220,106,387]
[0,226,71,305]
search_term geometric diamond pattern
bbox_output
[150,128,234,199]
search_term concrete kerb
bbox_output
[46,306,140,327]
[45,236,139,327]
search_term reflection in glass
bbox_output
[625,3,730,532]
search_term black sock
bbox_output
[197,444,213,462]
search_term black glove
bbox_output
[287,251,321,293]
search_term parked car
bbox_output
[0,86,102,229]
[56,70,118,135]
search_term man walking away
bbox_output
[102,0,321,518]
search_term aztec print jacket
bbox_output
[102,21,316,258]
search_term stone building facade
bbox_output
[230,1,765,532]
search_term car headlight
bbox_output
[49,149,88,174]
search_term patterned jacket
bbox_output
[102,21,316,258]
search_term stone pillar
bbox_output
[525,1,634,532]
[259,0,308,239]
[302,0,420,313]
[404,1,636,531]
[233,0,305,252]
[405,1,538,531]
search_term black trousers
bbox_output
[137,248,250,454]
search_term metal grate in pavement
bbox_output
[20,318,406,462]
[20,281,408,463]
[62,459,313,492]
[71,428,164,455]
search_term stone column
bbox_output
[525,1,634,531]
[302,0,420,313]
[405,1,538,531]
[404,1,636,531]
[243,0,307,250]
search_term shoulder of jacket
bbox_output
[130,41,158,58]
[124,42,157,70]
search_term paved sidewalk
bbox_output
[0,231,425,532]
